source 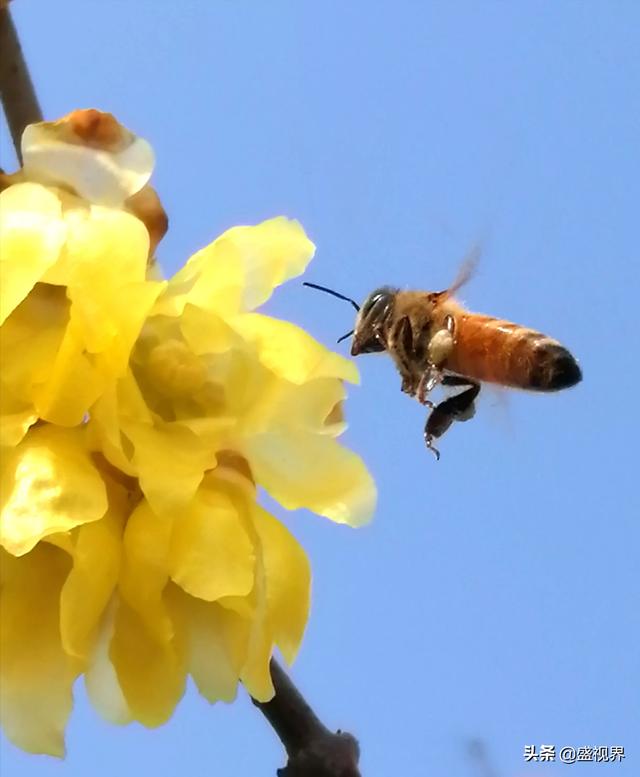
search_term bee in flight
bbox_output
[304,252,582,459]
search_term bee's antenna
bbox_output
[303,282,360,312]
[336,329,354,344]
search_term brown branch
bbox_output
[252,659,361,777]
[0,5,43,162]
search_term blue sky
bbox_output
[2,2,638,775]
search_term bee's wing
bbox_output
[442,374,515,438]
[443,243,482,297]
[482,382,515,440]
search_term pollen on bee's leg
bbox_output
[427,328,454,366]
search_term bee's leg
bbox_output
[416,326,456,405]
[416,366,441,406]
[424,378,481,459]
[425,435,442,460]
[394,316,421,398]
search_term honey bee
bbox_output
[304,253,582,459]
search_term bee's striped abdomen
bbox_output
[446,314,582,391]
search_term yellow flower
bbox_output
[0,110,164,433]
[0,111,376,757]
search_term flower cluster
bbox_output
[0,110,375,756]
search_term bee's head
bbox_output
[350,286,397,356]
[302,282,397,356]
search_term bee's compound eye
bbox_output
[362,286,395,317]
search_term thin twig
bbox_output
[252,659,361,777]
[0,5,43,162]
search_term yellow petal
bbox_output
[244,432,376,527]
[165,585,249,704]
[59,204,162,375]
[230,313,359,385]
[1,426,108,556]
[112,504,187,726]
[44,531,74,554]
[236,563,273,701]
[0,183,66,325]
[119,500,173,643]
[69,279,162,378]
[168,483,255,602]
[177,481,276,702]
[222,218,315,310]
[109,597,186,727]
[156,217,314,318]
[1,278,107,428]
[179,302,243,356]
[88,372,155,477]
[59,483,125,660]
[0,545,76,756]
[252,504,310,664]
[0,283,69,420]
[126,420,215,515]
[41,201,146,287]
[22,112,155,206]
[20,203,162,424]
[238,375,348,437]
[239,625,274,702]
[0,401,38,449]
[31,322,104,426]
[84,601,132,725]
